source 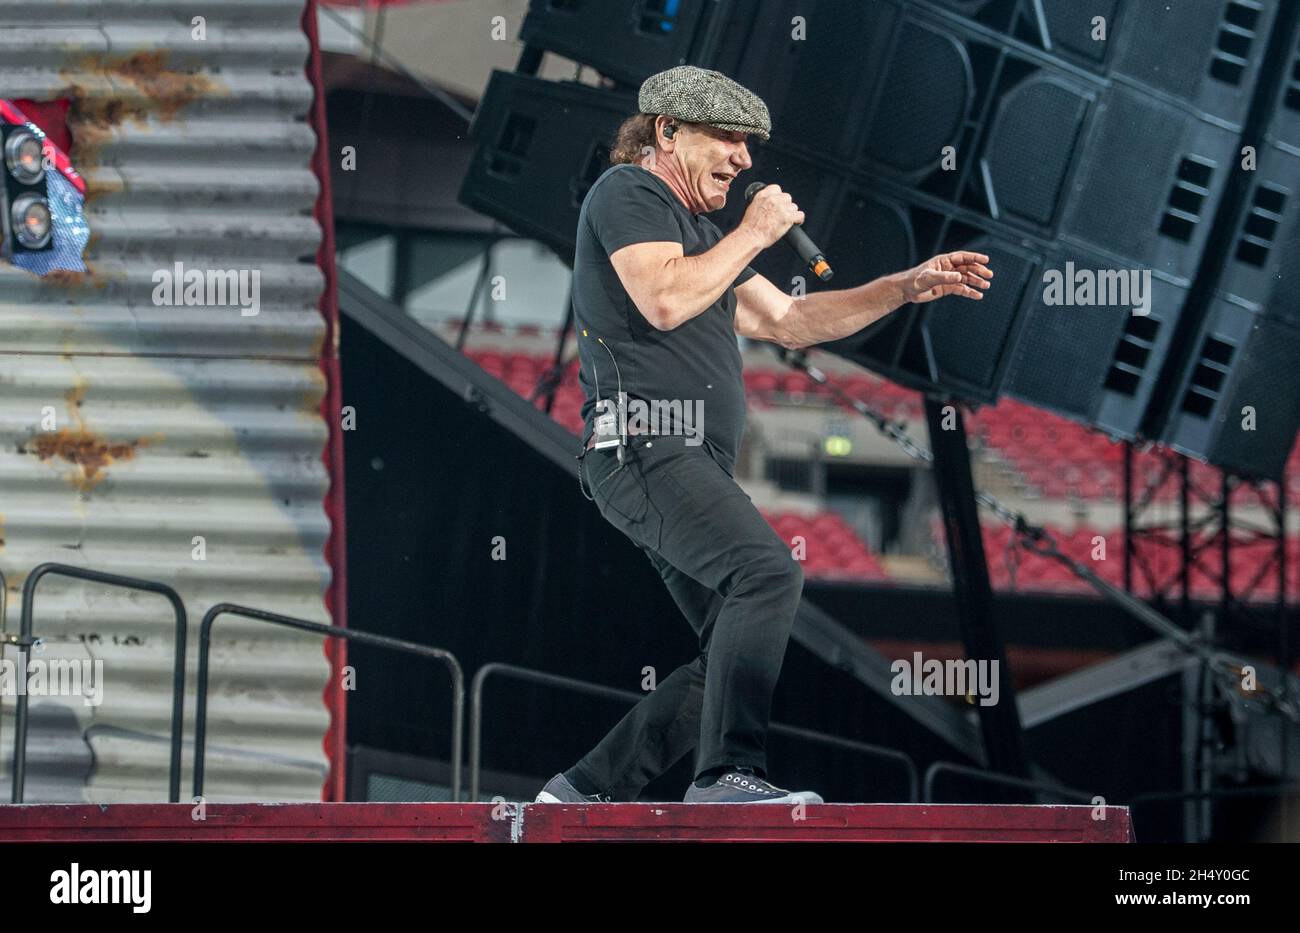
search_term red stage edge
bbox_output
[0,803,1132,843]
[302,0,351,804]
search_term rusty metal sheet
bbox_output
[0,0,336,802]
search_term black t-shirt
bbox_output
[572,163,756,474]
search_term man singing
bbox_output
[536,66,992,804]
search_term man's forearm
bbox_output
[655,228,763,329]
[777,271,909,347]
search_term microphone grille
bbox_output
[744,181,766,203]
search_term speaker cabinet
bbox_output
[935,0,1281,126]
[519,0,727,86]
[1218,142,1300,328]
[459,72,635,263]
[1001,249,1189,439]
[1162,298,1300,479]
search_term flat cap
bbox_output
[638,65,771,141]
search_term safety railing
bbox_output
[470,661,919,802]
[923,760,1096,804]
[9,562,187,803]
[194,603,465,801]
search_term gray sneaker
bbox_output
[683,768,824,804]
[534,772,612,803]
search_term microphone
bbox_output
[745,181,833,282]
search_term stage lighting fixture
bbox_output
[4,127,45,185]
[10,192,51,249]
[1,116,55,255]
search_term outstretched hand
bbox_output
[902,251,993,304]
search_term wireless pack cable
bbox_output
[577,329,633,503]
[584,330,628,461]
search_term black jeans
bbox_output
[570,434,804,801]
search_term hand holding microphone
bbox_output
[743,182,833,282]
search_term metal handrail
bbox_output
[12,562,187,803]
[759,720,918,803]
[923,760,1096,804]
[194,603,465,801]
[470,661,920,802]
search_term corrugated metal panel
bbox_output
[0,0,336,801]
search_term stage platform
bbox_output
[0,803,1132,842]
